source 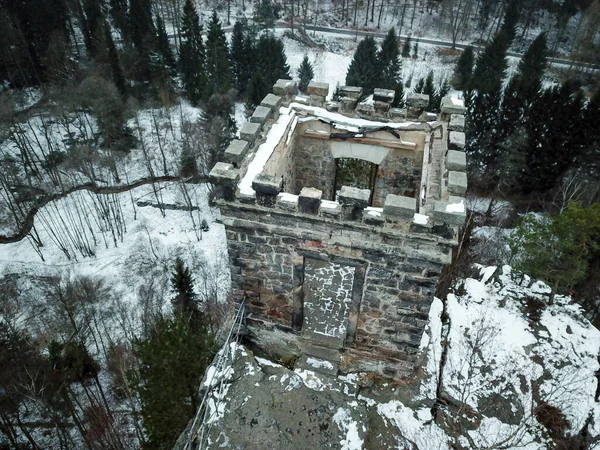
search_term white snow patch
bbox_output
[306,357,335,370]
[256,356,283,368]
[446,199,465,213]
[238,108,295,196]
[333,407,363,450]
[413,213,429,225]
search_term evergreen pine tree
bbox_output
[179,0,205,104]
[392,82,406,107]
[109,0,129,42]
[297,55,314,93]
[412,41,419,59]
[581,88,600,178]
[345,36,380,96]
[251,33,290,100]
[128,0,155,80]
[230,20,248,93]
[378,27,402,90]
[433,78,450,112]
[204,11,233,100]
[423,71,436,110]
[257,0,276,29]
[413,77,425,94]
[133,314,216,449]
[451,46,474,91]
[401,36,411,57]
[170,257,198,317]
[522,81,586,194]
[82,0,104,58]
[104,22,126,95]
[156,15,176,71]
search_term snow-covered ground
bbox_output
[197,265,600,449]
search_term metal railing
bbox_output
[184,296,247,450]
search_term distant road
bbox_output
[220,22,598,71]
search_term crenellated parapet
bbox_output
[209,80,468,379]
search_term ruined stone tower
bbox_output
[210,80,467,378]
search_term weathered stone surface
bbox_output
[273,78,297,96]
[309,94,325,107]
[356,103,374,115]
[319,200,341,217]
[338,186,370,206]
[298,187,322,215]
[339,85,363,99]
[341,97,358,112]
[307,81,329,97]
[418,111,437,122]
[224,139,250,164]
[239,122,262,142]
[448,131,465,150]
[440,96,466,115]
[209,162,239,185]
[260,93,282,112]
[384,194,416,221]
[363,207,384,225]
[374,101,390,114]
[373,88,395,103]
[448,170,467,195]
[434,197,466,226]
[449,114,465,132]
[188,347,371,450]
[389,108,406,118]
[446,150,467,172]
[325,101,340,112]
[276,193,298,211]
[406,92,429,109]
[251,105,272,124]
[252,173,282,196]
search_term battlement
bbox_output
[209,80,468,378]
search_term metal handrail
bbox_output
[184,296,247,450]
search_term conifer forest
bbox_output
[0,0,600,448]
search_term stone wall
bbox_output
[219,200,453,377]
[291,135,336,199]
[373,150,422,206]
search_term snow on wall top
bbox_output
[238,107,296,196]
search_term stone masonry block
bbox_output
[276,193,298,212]
[261,93,282,112]
[224,139,250,165]
[406,92,429,109]
[374,101,390,114]
[449,114,465,132]
[209,162,239,186]
[356,103,374,115]
[373,88,395,103]
[251,105,272,124]
[448,171,467,196]
[341,97,358,112]
[434,197,466,226]
[252,173,282,207]
[448,131,465,150]
[338,186,370,206]
[339,86,363,99]
[252,173,282,196]
[326,101,340,112]
[384,194,416,221]
[298,187,322,215]
[307,82,329,97]
[389,108,406,118]
[273,79,297,96]
[239,122,262,142]
[309,95,325,107]
[440,96,466,115]
[446,150,467,172]
[319,200,341,218]
[339,186,370,221]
